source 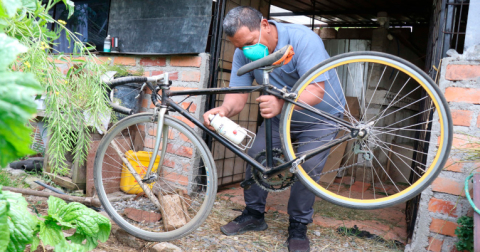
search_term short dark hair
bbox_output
[223,6,263,37]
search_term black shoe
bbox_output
[220,207,268,236]
[286,221,310,252]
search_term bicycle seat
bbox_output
[237,45,294,76]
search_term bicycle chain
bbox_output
[252,149,297,192]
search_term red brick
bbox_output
[179,133,191,143]
[444,87,480,104]
[446,64,480,81]
[137,124,145,131]
[432,177,464,196]
[113,56,136,66]
[164,172,189,186]
[172,115,195,128]
[181,102,197,112]
[124,208,161,223]
[170,86,198,92]
[428,198,457,217]
[143,71,151,77]
[444,158,463,172]
[161,157,175,168]
[141,98,149,108]
[139,57,166,66]
[145,138,155,149]
[181,71,201,82]
[451,110,472,126]
[427,237,443,252]
[477,114,480,128]
[165,143,193,158]
[452,134,480,149]
[430,218,458,236]
[350,181,370,193]
[170,56,201,67]
[151,71,178,81]
[334,176,354,185]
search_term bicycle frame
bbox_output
[143,74,356,180]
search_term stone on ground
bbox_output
[150,242,183,252]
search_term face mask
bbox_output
[242,21,269,61]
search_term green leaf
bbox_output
[0,33,27,69]
[0,200,10,252]
[54,239,85,252]
[61,0,75,19]
[39,220,65,247]
[0,0,22,18]
[0,71,42,167]
[20,0,37,12]
[2,190,37,252]
[30,236,40,252]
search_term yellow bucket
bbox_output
[120,150,160,194]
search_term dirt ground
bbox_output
[24,195,404,252]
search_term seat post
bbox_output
[262,69,274,169]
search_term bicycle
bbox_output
[94,45,453,241]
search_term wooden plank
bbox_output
[44,172,80,191]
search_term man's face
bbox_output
[227,20,268,50]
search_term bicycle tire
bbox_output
[94,113,217,241]
[279,51,452,209]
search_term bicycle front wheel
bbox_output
[279,51,452,209]
[94,113,217,241]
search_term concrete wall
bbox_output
[406,49,480,252]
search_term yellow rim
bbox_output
[285,58,445,204]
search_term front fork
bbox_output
[144,107,168,179]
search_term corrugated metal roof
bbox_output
[270,0,433,27]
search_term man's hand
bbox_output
[203,106,230,131]
[256,95,284,119]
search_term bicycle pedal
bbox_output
[240,178,256,190]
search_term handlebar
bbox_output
[105,73,168,89]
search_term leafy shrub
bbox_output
[454,216,473,252]
[0,186,111,252]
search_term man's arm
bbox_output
[256,81,325,118]
[202,93,249,130]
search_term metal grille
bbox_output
[206,0,270,186]
[406,0,470,241]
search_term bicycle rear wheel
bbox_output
[279,51,452,209]
[94,113,217,241]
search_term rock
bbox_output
[4,167,26,176]
[112,229,146,249]
[24,177,45,190]
[314,231,321,236]
[149,242,183,252]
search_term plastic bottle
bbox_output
[208,114,247,145]
[104,35,111,52]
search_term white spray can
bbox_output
[208,114,255,149]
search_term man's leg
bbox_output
[286,118,339,252]
[221,117,282,235]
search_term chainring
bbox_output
[252,148,297,192]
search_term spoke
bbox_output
[377,106,434,129]
[368,77,413,124]
[346,64,363,123]
[375,120,433,135]
[363,144,401,193]
[292,106,348,131]
[371,129,431,144]
[364,65,387,121]
[369,134,427,171]
[372,95,427,125]
[369,136,429,157]
[373,139,415,184]
[370,83,421,125]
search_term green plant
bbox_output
[455,216,473,252]
[0,186,111,251]
[2,0,110,175]
[106,64,144,78]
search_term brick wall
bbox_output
[407,54,480,252]
[83,53,210,196]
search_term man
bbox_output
[203,6,345,252]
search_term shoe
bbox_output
[220,207,268,236]
[286,221,310,252]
